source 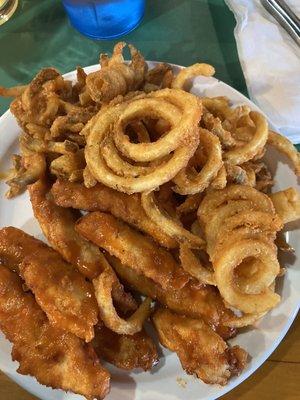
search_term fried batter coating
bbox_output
[0,227,98,342]
[0,266,110,399]
[0,226,45,271]
[29,180,137,313]
[92,323,158,371]
[75,214,236,338]
[29,179,104,279]
[51,179,176,249]
[76,212,189,291]
[152,308,247,385]
[86,42,147,103]
[20,246,98,342]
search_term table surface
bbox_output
[0,1,299,399]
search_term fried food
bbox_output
[20,246,98,342]
[5,146,46,199]
[0,226,98,342]
[0,266,110,399]
[28,179,104,279]
[270,188,300,224]
[171,63,215,90]
[2,42,300,395]
[172,128,223,195]
[76,211,189,291]
[141,190,205,249]
[224,112,268,165]
[0,226,46,271]
[86,42,147,103]
[28,179,137,313]
[93,270,152,335]
[268,130,300,176]
[179,244,216,286]
[105,257,236,340]
[198,185,282,315]
[152,308,247,385]
[51,179,177,249]
[84,89,201,193]
[92,323,158,371]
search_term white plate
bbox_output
[0,63,299,400]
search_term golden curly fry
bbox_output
[270,188,300,224]
[93,270,152,335]
[171,63,215,90]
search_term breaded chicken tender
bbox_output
[0,266,110,399]
[152,308,247,385]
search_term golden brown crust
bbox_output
[51,179,177,249]
[92,323,158,371]
[0,266,110,399]
[152,308,247,385]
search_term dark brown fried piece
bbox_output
[92,323,158,371]
[0,266,110,399]
[51,179,177,249]
[76,212,189,291]
[152,308,247,385]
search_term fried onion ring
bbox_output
[224,112,268,165]
[268,130,300,176]
[173,128,223,194]
[85,89,201,193]
[171,63,215,90]
[141,191,205,249]
[179,244,216,285]
[93,270,152,335]
[214,239,280,314]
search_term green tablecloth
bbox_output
[0,0,246,114]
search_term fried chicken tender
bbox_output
[20,247,98,342]
[92,323,158,371]
[76,212,189,291]
[51,179,176,249]
[0,266,110,399]
[0,226,45,271]
[86,42,147,103]
[0,227,98,342]
[152,308,247,385]
[75,214,236,339]
[28,179,103,279]
[29,179,137,315]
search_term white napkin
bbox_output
[225,0,300,144]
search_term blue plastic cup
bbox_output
[62,0,145,40]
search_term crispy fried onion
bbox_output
[141,190,205,248]
[93,270,152,335]
[179,244,216,285]
[214,239,280,314]
[198,185,281,314]
[268,130,300,176]
[270,188,300,224]
[171,63,215,90]
[223,112,268,165]
[172,128,223,194]
[86,42,147,103]
[85,88,201,193]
